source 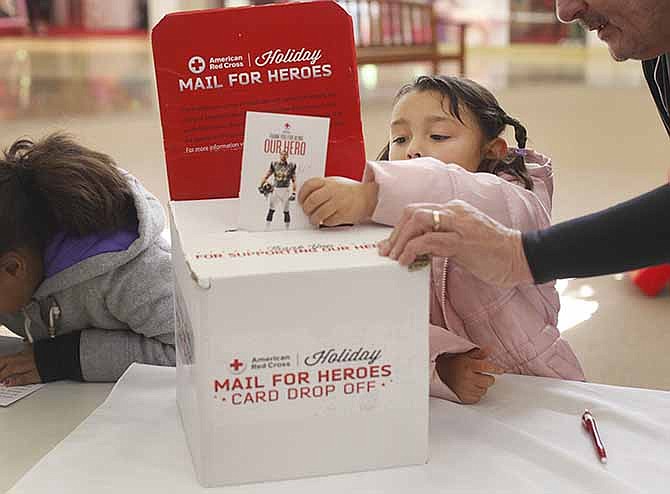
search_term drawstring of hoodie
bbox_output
[21,299,61,343]
[22,308,34,344]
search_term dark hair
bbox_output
[377,75,534,190]
[0,133,136,255]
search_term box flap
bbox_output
[152,1,365,201]
[171,199,395,281]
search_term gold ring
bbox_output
[432,210,441,232]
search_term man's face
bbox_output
[280,151,288,162]
[556,0,670,61]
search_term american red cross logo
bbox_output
[188,56,206,74]
[230,359,245,373]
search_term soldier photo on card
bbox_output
[238,111,330,231]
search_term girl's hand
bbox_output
[298,177,379,226]
[435,348,504,404]
[0,345,41,386]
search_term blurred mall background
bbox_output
[1,0,669,391]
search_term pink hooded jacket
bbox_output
[364,152,585,402]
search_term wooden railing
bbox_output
[338,0,467,75]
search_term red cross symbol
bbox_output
[188,56,206,74]
[230,359,244,372]
[284,123,291,129]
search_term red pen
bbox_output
[582,410,607,464]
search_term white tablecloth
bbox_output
[9,364,670,494]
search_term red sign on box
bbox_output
[151,1,366,201]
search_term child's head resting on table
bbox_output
[379,75,534,190]
[0,133,136,314]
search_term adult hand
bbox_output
[378,200,534,288]
[435,348,504,404]
[299,177,378,226]
[0,345,41,386]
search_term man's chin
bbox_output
[605,40,632,62]
[606,37,662,62]
[599,29,632,61]
[608,47,629,62]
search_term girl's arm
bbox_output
[364,157,552,233]
[85,242,175,382]
[33,242,175,383]
[428,292,504,403]
[429,322,477,402]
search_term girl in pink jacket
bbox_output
[299,75,585,404]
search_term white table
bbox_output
[0,380,113,493]
[0,336,114,493]
[6,364,670,494]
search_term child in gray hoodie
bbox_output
[0,133,175,385]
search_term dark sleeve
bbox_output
[642,56,670,137]
[33,331,84,382]
[523,184,670,284]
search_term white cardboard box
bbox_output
[170,199,429,487]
